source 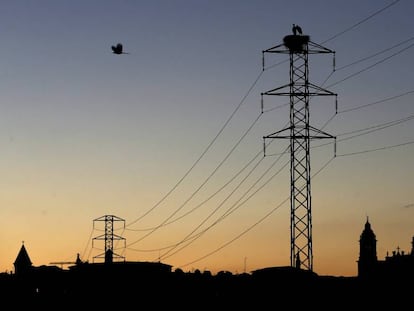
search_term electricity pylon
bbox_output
[92,214,126,264]
[262,31,337,271]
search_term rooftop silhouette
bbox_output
[1,218,412,308]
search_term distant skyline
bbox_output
[0,0,413,276]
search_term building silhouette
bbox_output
[358,217,414,280]
[357,217,378,278]
[1,219,412,308]
[13,242,33,275]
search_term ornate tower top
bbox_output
[360,217,376,241]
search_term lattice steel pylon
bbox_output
[262,32,337,271]
[92,215,126,264]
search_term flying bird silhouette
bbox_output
[111,43,129,55]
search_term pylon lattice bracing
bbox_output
[262,34,337,271]
[92,215,126,263]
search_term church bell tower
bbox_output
[357,217,378,278]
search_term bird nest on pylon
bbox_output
[283,35,310,53]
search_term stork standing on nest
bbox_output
[292,24,303,35]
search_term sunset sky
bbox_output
[0,0,413,276]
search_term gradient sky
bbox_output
[0,0,413,276]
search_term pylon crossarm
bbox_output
[263,43,289,54]
[112,234,126,240]
[93,234,106,240]
[262,83,292,96]
[263,30,335,272]
[308,41,335,54]
[307,82,337,96]
[308,125,336,139]
[263,126,292,139]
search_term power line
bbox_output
[335,36,414,71]
[127,129,414,258]
[126,70,264,228]
[175,155,336,270]
[157,146,290,261]
[317,89,414,139]
[321,0,402,44]
[338,114,414,138]
[339,90,414,114]
[159,158,291,262]
[199,50,413,269]
[263,0,401,71]
[337,140,414,157]
[114,1,409,266]
[126,0,405,231]
[127,145,290,254]
[264,36,414,116]
[133,42,411,260]
[126,113,263,247]
[312,113,414,151]
[125,136,281,233]
[165,42,414,267]
[327,41,414,88]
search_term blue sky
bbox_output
[0,0,413,276]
